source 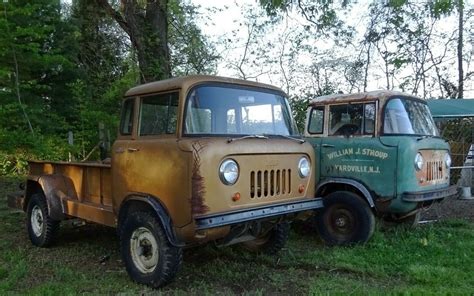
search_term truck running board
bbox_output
[62,199,115,227]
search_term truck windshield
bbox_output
[383,97,438,136]
[184,85,299,136]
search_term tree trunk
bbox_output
[97,0,171,83]
[457,0,464,98]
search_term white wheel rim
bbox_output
[31,205,44,237]
[130,227,159,274]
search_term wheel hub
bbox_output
[327,206,355,237]
[130,227,159,274]
[335,216,347,228]
[31,205,44,237]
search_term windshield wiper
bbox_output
[227,134,269,143]
[267,134,305,144]
[416,135,434,141]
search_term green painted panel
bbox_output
[319,137,397,198]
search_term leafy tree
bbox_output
[0,0,79,144]
[96,0,218,82]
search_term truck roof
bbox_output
[125,75,285,97]
[309,90,415,106]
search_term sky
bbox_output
[58,0,472,98]
[191,0,473,99]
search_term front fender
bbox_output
[316,177,375,208]
[118,195,184,247]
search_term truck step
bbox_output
[62,199,115,227]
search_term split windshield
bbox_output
[184,85,299,136]
[383,97,438,136]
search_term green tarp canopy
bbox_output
[427,99,474,118]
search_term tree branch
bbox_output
[96,0,131,37]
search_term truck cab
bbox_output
[10,75,322,288]
[304,90,457,245]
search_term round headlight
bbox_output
[414,153,424,171]
[444,153,452,168]
[219,159,239,185]
[298,157,311,178]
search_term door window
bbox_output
[139,92,179,136]
[120,98,134,135]
[308,106,324,134]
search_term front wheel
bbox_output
[26,193,60,247]
[241,222,290,255]
[315,191,375,246]
[120,211,182,288]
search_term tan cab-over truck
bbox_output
[8,75,323,288]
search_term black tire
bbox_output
[315,191,375,246]
[242,222,290,255]
[120,211,182,288]
[26,193,60,247]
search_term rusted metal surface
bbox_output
[125,75,284,98]
[22,75,317,245]
[190,141,210,215]
[309,90,409,106]
[415,150,450,186]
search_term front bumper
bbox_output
[195,198,323,230]
[401,185,458,202]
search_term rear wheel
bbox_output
[120,211,182,288]
[26,193,60,247]
[315,191,375,246]
[242,222,290,255]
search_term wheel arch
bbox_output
[24,175,76,220]
[118,195,184,247]
[316,178,375,209]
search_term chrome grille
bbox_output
[250,169,291,198]
[426,161,443,181]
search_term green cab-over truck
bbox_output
[304,90,458,245]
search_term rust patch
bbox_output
[190,141,210,215]
[309,90,409,106]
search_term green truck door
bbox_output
[320,137,398,199]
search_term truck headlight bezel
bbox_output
[298,156,310,178]
[414,152,424,171]
[444,153,452,169]
[219,159,239,185]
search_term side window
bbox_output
[329,104,363,136]
[308,106,324,134]
[139,92,179,136]
[120,99,134,135]
[364,103,376,135]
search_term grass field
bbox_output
[1,176,473,295]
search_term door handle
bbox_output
[127,147,140,152]
[322,144,335,148]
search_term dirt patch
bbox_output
[421,194,474,222]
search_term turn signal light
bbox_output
[232,192,241,202]
[298,184,305,193]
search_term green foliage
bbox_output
[289,97,309,133]
[168,0,219,75]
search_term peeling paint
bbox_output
[190,141,210,215]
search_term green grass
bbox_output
[1,176,473,294]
